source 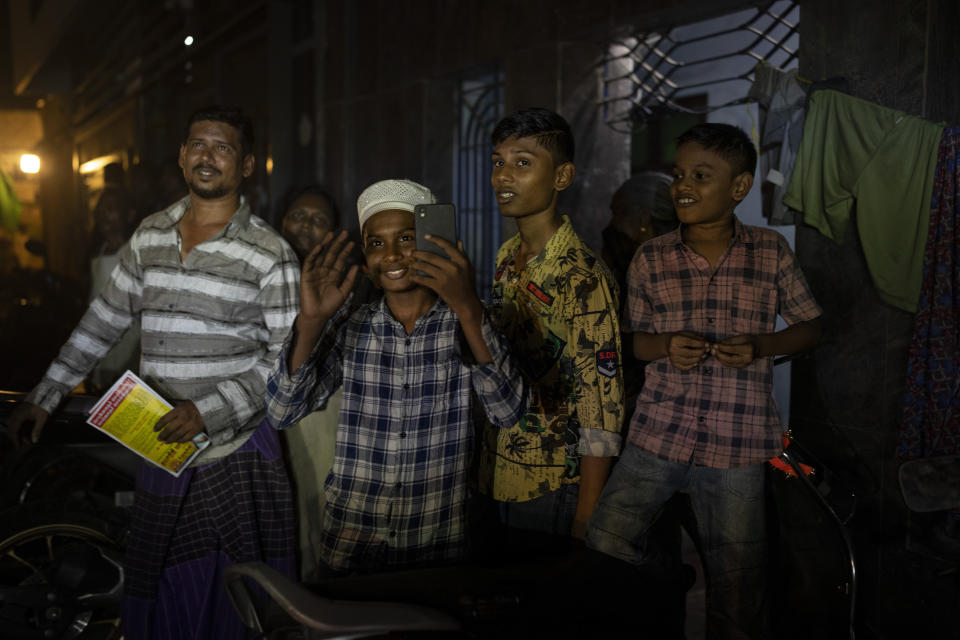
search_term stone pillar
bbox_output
[37,95,85,280]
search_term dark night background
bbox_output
[1,1,958,637]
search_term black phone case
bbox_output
[415,204,458,258]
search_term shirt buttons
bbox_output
[698,416,706,423]
[707,318,715,324]
[158,340,164,346]
[703,367,712,376]
[395,482,402,490]
[404,338,411,346]
[402,383,409,390]
[399,432,407,438]
[390,530,397,538]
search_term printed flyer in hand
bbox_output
[87,370,210,477]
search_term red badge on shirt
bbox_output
[526,282,554,306]
[596,350,618,378]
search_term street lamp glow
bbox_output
[20,154,40,174]
[78,153,122,175]
[184,35,194,46]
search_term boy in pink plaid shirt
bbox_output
[586,123,822,639]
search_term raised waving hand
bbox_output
[288,230,358,373]
[299,230,359,325]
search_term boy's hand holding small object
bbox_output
[667,332,711,371]
[712,335,759,368]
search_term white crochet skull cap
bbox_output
[356,179,436,230]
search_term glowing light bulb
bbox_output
[20,154,40,174]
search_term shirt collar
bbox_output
[371,296,446,333]
[672,215,749,247]
[518,214,576,268]
[157,194,252,235]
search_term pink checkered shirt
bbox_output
[626,219,821,468]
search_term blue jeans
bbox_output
[499,483,580,536]
[586,444,768,640]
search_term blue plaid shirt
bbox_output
[266,297,526,571]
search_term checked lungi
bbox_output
[122,420,296,640]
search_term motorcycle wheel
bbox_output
[0,516,124,640]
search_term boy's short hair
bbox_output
[491,107,575,165]
[676,123,757,177]
[184,105,255,158]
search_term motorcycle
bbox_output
[223,429,862,640]
[224,533,689,639]
[0,391,137,640]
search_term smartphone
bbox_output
[414,203,458,259]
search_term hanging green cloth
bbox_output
[784,89,944,312]
[0,169,21,233]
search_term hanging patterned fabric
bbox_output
[898,126,960,460]
[747,63,807,226]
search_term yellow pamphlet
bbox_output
[86,370,210,477]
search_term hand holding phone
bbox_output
[412,203,490,365]
[411,202,478,311]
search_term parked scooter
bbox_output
[0,391,137,640]
[770,429,858,640]
[224,427,863,640]
[225,534,689,639]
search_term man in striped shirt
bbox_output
[8,106,301,639]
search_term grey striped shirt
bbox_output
[27,196,300,457]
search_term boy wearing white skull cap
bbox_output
[266,178,527,574]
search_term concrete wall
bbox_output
[792,0,957,635]
[312,0,764,248]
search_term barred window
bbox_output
[453,67,504,298]
[602,1,799,133]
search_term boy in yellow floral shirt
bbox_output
[481,107,623,539]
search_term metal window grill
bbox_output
[601,1,799,132]
[453,68,505,299]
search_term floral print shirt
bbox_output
[481,216,624,502]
